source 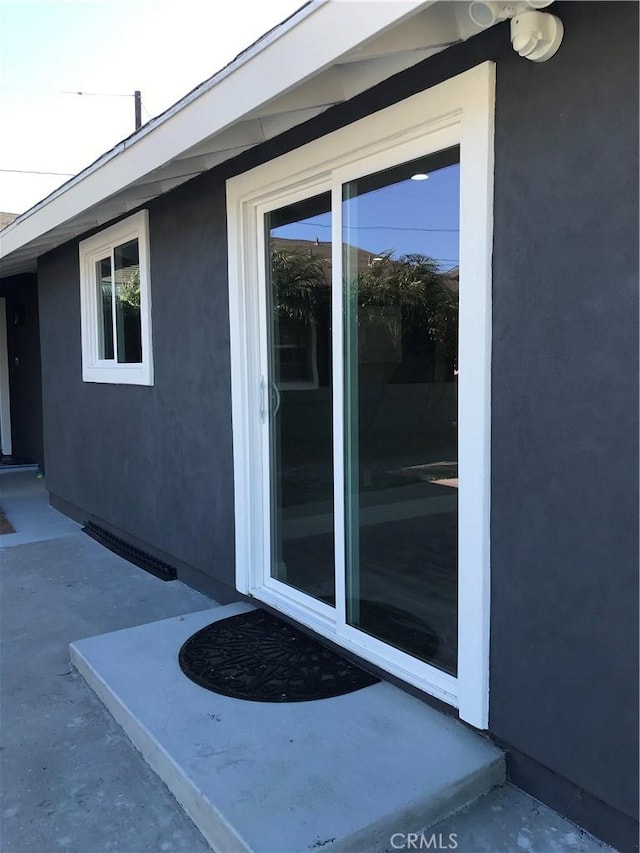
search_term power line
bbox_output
[0,168,75,176]
[61,90,135,98]
[0,86,135,98]
[295,220,459,233]
[2,86,145,130]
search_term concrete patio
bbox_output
[0,470,616,852]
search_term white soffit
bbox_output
[0,0,483,277]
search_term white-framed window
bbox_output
[227,63,495,729]
[78,210,153,385]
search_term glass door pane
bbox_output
[266,193,335,605]
[343,150,460,675]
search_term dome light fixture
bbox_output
[468,0,562,62]
[410,173,430,181]
[510,10,563,61]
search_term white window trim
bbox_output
[227,62,495,729]
[79,210,153,385]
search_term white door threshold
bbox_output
[70,603,504,853]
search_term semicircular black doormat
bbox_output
[178,609,379,702]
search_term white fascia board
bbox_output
[0,0,435,268]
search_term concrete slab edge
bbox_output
[335,757,506,852]
[70,641,246,853]
[70,630,506,853]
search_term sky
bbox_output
[0,0,304,214]
[274,165,460,271]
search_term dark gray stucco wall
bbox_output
[38,180,235,595]
[0,274,44,466]
[35,2,638,843]
[489,0,639,831]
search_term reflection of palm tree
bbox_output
[272,246,458,362]
[271,248,329,321]
[356,252,441,307]
[355,251,457,356]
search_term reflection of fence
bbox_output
[359,305,402,364]
[117,299,143,363]
[280,382,456,454]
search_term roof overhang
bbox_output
[0,0,489,277]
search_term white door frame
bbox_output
[227,63,495,728]
[0,297,12,457]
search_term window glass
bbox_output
[96,257,114,360]
[114,238,142,364]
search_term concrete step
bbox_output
[70,603,505,853]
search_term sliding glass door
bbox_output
[343,152,460,676]
[228,64,494,723]
[263,150,460,677]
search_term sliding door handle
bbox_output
[259,376,267,424]
[271,381,281,417]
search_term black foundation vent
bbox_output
[82,521,177,582]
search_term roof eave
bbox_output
[1,0,477,277]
